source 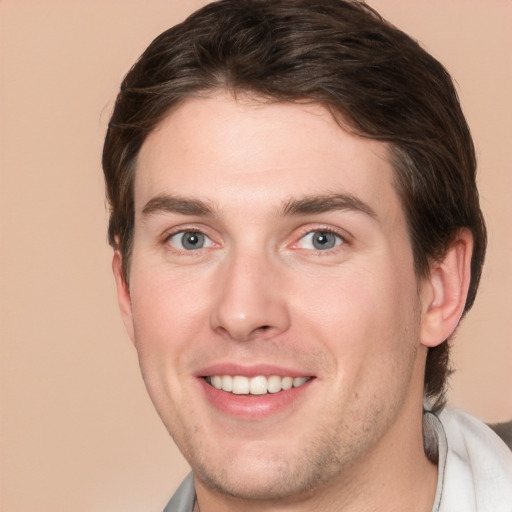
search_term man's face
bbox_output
[117,93,431,501]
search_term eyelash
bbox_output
[163,227,215,253]
[161,225,350,255]
[292,226,349,254]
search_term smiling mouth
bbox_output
[204,375,312,395]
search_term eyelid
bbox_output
[290,225,351,251]
[159,223,351,254]
[162,225,219,252]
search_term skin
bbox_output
[113,92,472,511]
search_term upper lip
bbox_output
[195,363,314,378]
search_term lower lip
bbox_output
[199,378,313,420]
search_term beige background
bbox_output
[1,1,511,511]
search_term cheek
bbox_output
[129,267,210,359]
[291,265,384,334]
[127,269,210,425]
[290,260,420,367]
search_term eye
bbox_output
[297,230,343,251]
[167,231,214,251]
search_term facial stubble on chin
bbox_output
[176,396,396,507]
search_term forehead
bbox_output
[135,93,398,219]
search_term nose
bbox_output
[209,250,291,342]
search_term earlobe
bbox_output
[420,229,474,348]
[112,250,135,344]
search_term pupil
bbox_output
[182,232,204,250]
[313,231,336,249]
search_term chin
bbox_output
[186,435,348,503]
[196,459,313,502]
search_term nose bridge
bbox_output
[210,245,290,342]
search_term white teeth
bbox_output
[211,375,222,390]
[249,376,268,395]
[232,375,250,395]
[293,377,308,387]
[281,376,293,390]
[207,375,311,395]
[221,375,233,392]
[267,375,282,393]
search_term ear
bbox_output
[112,250,135,344]
[420,229,474,348]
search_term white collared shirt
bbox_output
[430,408,512,511]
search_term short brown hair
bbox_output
[103,0,486,409]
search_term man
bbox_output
[102,1,512,510]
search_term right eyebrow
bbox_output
[141,194,214,217]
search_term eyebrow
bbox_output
[141,192,377,220]
[142,194,215,217]
[281,193,377,219]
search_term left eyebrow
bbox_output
[281,193,377,219]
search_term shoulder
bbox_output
[434,408,512,512]
[489,420,512,449]
[439,408,512,464]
